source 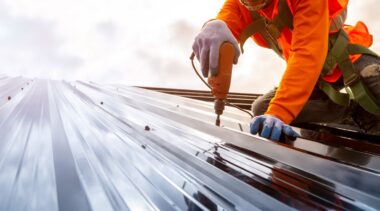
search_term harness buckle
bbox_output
[266,23,281,39]
[344,72,361,87]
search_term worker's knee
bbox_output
[361,64,380,103]
[251,98,267,116]
[251,89,276,116]
[360,64,380,78]
[356,55,380,101]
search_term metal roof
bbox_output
[1,77,380,210]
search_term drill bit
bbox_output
[214,99,225,126]
[216,114,221,126]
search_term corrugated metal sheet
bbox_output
[136,87,261,110]
[0,77,380,211]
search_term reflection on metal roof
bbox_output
[0,77,380,210]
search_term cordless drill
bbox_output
[207,42,235,126]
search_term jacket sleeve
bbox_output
[265,0,330,124]
[216,0,252,41]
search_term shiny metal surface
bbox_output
[1,77,380,210]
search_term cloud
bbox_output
[0,0,223,86]
[0,2,84,78]
[0,0,379,94]
[132,45,205,89]
[96,22,119,41]
[166,20,199,50]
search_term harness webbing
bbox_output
[240,0,292,57]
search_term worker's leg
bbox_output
[251,89,276,117]
[251,87,348,124]
[351,55,380,135]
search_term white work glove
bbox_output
[192,20,240,77]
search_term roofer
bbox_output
[192,0,380,141]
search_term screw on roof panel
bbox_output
[100,102,104,105]
[144,125,151,131]
[7,96,11,101]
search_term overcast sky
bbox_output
[0,0,379,93]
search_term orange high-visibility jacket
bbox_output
[217,0,373,124]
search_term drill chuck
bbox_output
[214,99,225,116]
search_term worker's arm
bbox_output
[265,0,330,124]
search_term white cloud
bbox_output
[0,0,379,93]
[0,2,83,79]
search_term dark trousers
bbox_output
[251,55,380,134]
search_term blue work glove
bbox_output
[192,20,240,77]
[250,115,300,141]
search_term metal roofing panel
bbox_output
[0,77,379,210]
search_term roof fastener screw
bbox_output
[21,88,24,90]
[144,125,150,131]
[100,102,104,105]
[141,144,147,149]
[7,96,11,101]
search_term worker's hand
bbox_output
[250,115,300,141]
[192,20,240,77]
